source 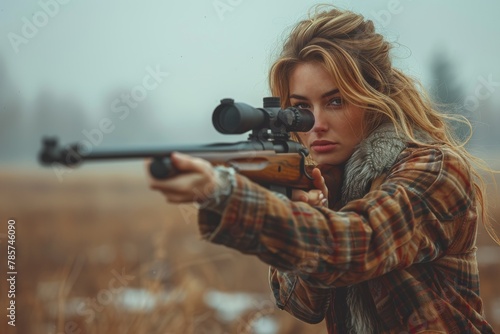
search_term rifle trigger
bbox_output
[299,149,314,180]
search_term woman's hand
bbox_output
[291,168,329,207]
[146,152,218,204]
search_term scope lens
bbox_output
[212,102,266,134]
[215,106,241,133]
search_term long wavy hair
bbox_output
[269,5,499,243]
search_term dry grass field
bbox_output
[0,165,499,334]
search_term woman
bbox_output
[148,6,497,333]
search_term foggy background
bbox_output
[1,0,499,174]
[1,1,500,333]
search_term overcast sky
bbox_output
[1,0,499,146]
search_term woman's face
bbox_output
[289,62,366,166]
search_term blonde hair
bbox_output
[269,5,499,244]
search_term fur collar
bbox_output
[340,123,410,334]
[341,122,408,205]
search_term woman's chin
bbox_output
[311,156,342,166]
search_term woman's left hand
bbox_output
[146,152,218,204]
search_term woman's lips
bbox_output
[310,141,338,153]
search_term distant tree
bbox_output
[428,49,470,143]
[97,87,167,148]
[0,55,26,162]
[30,90,90,154]
[0,55,90,163]
[468,99,498,151]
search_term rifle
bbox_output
[38,97,342,198]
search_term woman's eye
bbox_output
[329,98,343,107]
[292,102,310,109]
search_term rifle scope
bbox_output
[212,97,314,134]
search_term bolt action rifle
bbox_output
[38,97,342,198]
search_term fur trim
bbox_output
[346,283,380,334]
[340,123,408,334]
[341,123,407,205]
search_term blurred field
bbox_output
[0,166,499,333]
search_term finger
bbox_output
[149,175,210,204]
[291,189,325,206]
[307,189,324,205]
[291,190,309,202]
[170,152,213,175]
[149,172,206,194]
[312,168,328,197]
[161,192,194,204]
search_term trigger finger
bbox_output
[308,189,324,204]
[291,190,309,202]
[312,169,328,195]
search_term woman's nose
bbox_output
[311,108,328,132]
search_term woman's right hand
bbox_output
[291,167,329,207]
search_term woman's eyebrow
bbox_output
[289,88,340,100]
[322,88,340,98]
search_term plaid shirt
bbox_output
[198,144,494,333]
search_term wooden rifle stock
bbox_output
[167,150,343,202]
[181,151,315,189]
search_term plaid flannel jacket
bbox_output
[198,144,494,333]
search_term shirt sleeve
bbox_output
[197,145,474,288]
[268,266,331,323]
